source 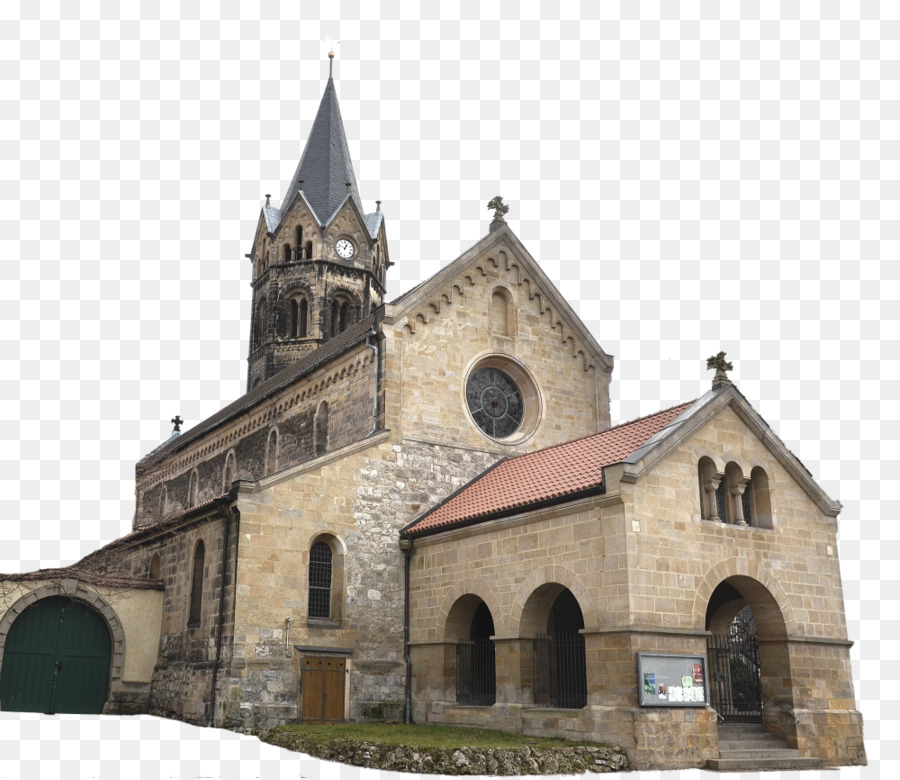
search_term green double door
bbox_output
[0,596,111,714]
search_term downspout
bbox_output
[209,497,235,727]
[400,536,412,723]
[366,327,380,435]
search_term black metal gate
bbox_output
[533,631,586,709]
[456,637,495,705]
[707,632,763,723]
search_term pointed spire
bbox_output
[281,53,363,224]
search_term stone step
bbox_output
[719,748,809,760]
[707,756,825,771]
[719,737,787,749]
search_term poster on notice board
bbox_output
[637,653,708,707]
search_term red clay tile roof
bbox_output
[403,401,694,538]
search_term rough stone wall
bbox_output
[224,434,502,731]
[134,343,377,529]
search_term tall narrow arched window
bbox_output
[188,540,205,626]
[304,240,312,259]
[149,552,160,579]
[750,466,773,528]
[298,298,308,337]
[296,226,303,253]
[289,299,299,337]
[490,288,514,337]
[158,486,167,518]
[314,402,329,456]
[223,451,236,491]
[266,429,279,473]
[283,243,292,262]
[189,469,199,507]
[254,299,268,349]
[308,541,333,619]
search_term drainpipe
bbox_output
[400,536,413,724]
[366,327,380,435]
[209,498,235,727]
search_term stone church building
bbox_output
[0,58,865,771]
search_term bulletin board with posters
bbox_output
[637,653,707,707]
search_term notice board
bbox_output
[637,653,707,707]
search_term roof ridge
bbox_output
[501,400,696,465]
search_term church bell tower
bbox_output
[245,52,390,390]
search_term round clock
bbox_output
[335,238,354,259]
[466,367,524,439]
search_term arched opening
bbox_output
[188,540,205,627]
[750,466,773,528]
[0,596,112,714]
[305,534,345,625]
[223,451,236,491]
[314,401,329,456]
[289,297,308,338]
[253,298,268,349]
[283,243,292,262]
[304,240,313,259]
[188,469,199,507]
[705,576,791,729]
[698,456,721,521]
[444,595,497,706]
[266,429,279,473]
[490,287,514,337]
[158,485,167,518]
[329,294,355,337]
[149,552,160,579]
[295,225,303,252]
[521,584,587,709]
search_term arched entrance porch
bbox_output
[704,576,793,735]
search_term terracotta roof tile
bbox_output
[403,401,694,538]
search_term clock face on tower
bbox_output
[335,238,355,259]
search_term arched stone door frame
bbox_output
[0,580,126,713]
[693,560,798,740]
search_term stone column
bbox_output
[730,480,749,526]
[704,478,721,521]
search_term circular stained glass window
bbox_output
[466,367,524,439]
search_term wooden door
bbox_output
[0,596,111,714]
[301,656,345,723]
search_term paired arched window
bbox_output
[289,297,308,338]
[699,458,772,528]
[188,540,205,626]
[330,296,354,337]
[314,401,329,456]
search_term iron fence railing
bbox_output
[456,637,496,705]
[533,631,587,709]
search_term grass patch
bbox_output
[274,722,593,750]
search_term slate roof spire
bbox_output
[282,53,363,224]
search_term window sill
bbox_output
[307,618,341,630]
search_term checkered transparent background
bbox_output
[0,1,894,778]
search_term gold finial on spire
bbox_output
[328,49,334,77]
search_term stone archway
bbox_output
[0,582,127,714]
[694,563,796,739]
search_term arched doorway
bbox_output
[705,577,790,726]
[0,596,112,714]
[445,595,496,705]
[530,587,586,709]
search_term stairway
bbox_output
[706,723,825,772]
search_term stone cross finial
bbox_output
[706,352,733,389]
[487,196,509,233]
[171,415,183,433]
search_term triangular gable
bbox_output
[385,223,613,375]
[620,384,841,517]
